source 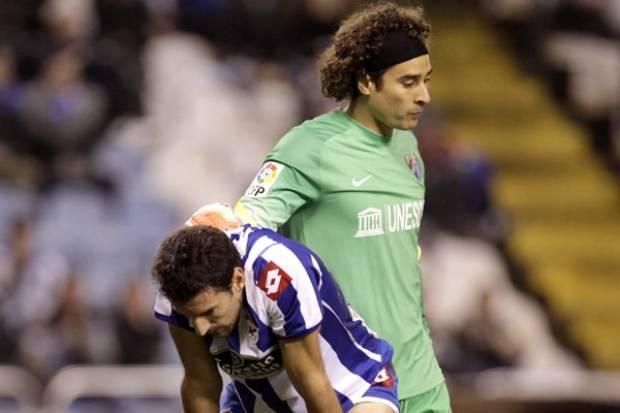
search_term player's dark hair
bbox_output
[318,1,431,101]
[152,226,241,304]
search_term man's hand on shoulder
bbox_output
[185,203,243,230]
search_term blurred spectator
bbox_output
[0,144,39,188]
[420,225,582,374]
[176,0,351,59]
[0,45,39,186]
[0,218,27,363]
[481,0,620,169]
[550,0,618,38]
[87,0,147,118]
[0,45,25,152]
[0,216,68,369]
[19,47,108,189]
[142,29,301,214]
[95,0,148,52]
[416,110,508,242]
[0,0,42,38]
[40,0,98,46]
[18,271,102,380]
[442,289,521,372]
[114,277,163,364]
[544,0,620,161]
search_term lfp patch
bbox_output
[244,162,285,197]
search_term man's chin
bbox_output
[210,327,232,337]
[393,120,419,131]
[402,119,419,130]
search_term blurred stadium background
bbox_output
[0,0,619,412]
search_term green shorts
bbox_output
[399,382,452,413]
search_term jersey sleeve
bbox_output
[249,242,323,339]
[234,128,322,230]
[154,292,194,333]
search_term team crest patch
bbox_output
[244,162,285,197]
[244,312,259,342]
[405,154,422,181]
[258,261,292,300]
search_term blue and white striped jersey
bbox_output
[155,225,395,412]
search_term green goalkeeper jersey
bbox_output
[235,109,444,398]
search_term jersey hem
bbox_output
[398,375,445,401]
[356,396,399,413]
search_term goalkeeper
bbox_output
[234,2,451,412]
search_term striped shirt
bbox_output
[155,225,394,412]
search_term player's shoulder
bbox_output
[297,109,353,137]
[275,109,354,153]
[244,227,304,262]
[243,228,311,274]
[239,226,287,266]
[232,225,275,262]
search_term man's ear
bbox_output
[232,267,245,293]
[357,73,374,96]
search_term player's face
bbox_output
[175,267,245,338]
[365,54,432,134]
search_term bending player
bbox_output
[152,207,398,413]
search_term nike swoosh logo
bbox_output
[352,175,372,187]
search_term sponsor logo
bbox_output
[212,346,283,379]
[244,162,284,197]
[355,201,424,238]
[258,261,292,300]
[352,175,372,187]
[355,208,384,238]
[385,200,424,232]
[405,153,422,181]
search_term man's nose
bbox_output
[193,318,211,336]
[416,84,431,105]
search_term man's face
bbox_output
[365,54,432,132]
[174,268,245,338]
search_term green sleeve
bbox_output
[235,128,322,229]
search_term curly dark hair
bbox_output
[319,1,431,101]
[151,226,242,304]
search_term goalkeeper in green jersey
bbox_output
[233,2,451,412]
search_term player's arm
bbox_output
[235,162,319,229]
[279,329,343,413]
[169,324,222,413]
